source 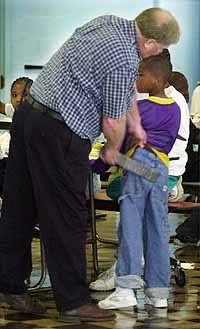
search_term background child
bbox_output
[98,54,180,310]
[0,77,33,196]
[190,81,200,127]
[0,77,33,118]
[166,71,190,201]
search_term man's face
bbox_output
[140,39,168,58]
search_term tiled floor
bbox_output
[0,210,199,328]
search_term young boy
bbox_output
[98,54,181,310]
[167,71,190,201]
[0,77,33,118]
[0,77,33,196]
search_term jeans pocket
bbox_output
[121,171,146,197]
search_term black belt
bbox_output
[27,94,64,123]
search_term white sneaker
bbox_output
[98,287,137,309]
[145,296,168,308]
[89,263,116,291]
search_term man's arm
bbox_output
[100,114,126,165]
[126,98,147,147]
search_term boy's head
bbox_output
[168,71,189,103]
[11,77,33,109]
[136,52,172,95]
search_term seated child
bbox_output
[0,76,33,118]
[0,77,33,196]
[96,54,180,310]
[190,82,200,127]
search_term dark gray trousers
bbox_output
[0,101,91,311]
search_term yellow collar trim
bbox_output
[148,96,174,105]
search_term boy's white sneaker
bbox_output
[98,287,137,309]
[145,296,168,308]
[89,264,115,291]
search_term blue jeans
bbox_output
[115,148,170,299]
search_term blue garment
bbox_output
[116,148,170,299]
[31,15,141,142]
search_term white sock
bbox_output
[116,286,133,294]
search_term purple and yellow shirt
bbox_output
[138,96,180,154]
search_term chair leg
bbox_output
[95,233,118,246]
[28,235,48,291]
[88,172,100,276]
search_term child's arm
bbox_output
[90,158,110,174]
[0,101,6,115]
[0,102,14,117]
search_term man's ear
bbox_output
[144,39,157,50]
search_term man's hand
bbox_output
[100,144,119,165]
[127,118,147,147]
[101,114,126,164]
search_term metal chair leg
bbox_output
[88,171,100,276]
[28,232,48,291]
[95,233,118,246]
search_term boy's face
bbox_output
[136,63,156,93]
[11,81,30,110]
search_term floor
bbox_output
[0,210,199,329]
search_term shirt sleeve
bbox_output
[5,103,15,118]
[101,66,137,118]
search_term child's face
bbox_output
[11,81,30,110]
[136,63,156,94]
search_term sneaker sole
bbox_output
[145,302,168,309]
[98,301,137,310]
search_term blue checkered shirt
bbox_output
[31,15,141,142]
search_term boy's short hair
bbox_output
[168,71,189,103]
[168,71,188,89]
[141,53,172,83]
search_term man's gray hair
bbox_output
[135,7,180,45]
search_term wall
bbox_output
[2,0,200,103]
[0,0,5,100]
[158,0,200,99]
[3,0,152,100]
